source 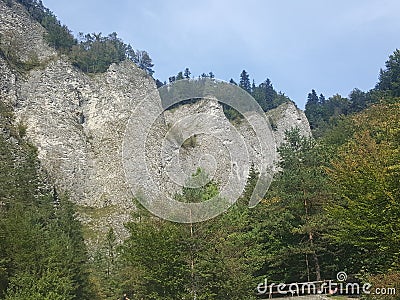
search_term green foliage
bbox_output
[132,49,154,76]
[0,194,95,299]
[305,50,400,138]
[252,78,275,111]
[184,67,191,79]
[259,128,336,282]
[71,32,126,73]
[70,31,154,74]
[2,3,400,294]
[16,122,27,138]
[305,90,354,137]
[240,73,290,112]
[377,48,400,97]
[176,71,184,80]
[326,102,400,274]
[239,69,251,93]
[16,0,76,53]
[5,270,75,300]
[348,88,375,112]
[89,227,123,300]
[121,216,191,299]
[222,104,244,123]
[14,0,155,75]
[0,100,94,299]
[174,168,218,204]
[42,15,76,52]
[304,88,385,138]
[167,68,191,83]
[164,70,289,124]
[119,169,263,299]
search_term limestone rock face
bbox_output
[266,101,311,146]
[0,1,56,62]
[0,0,311,244]
[14,58,156,242]
[160,99,312,193]
[17,59,156,208]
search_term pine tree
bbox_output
[307,89,319,106]
[176,71,184,80]
[252,79,278,111]
[239,70,251,93]
[259,129,335,282]
[305,89,321,131]
[134,50,154,76]
[376,48,400,96]
[184,67,191,79]
[318,93,326,104]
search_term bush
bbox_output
[362,272,400,300]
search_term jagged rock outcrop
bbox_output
[0,0,311,246]
[0,0,56,62]
[266,101,311,146]
[161,98,310,196]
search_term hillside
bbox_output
[1,0,399,299]
[0,0,310,244]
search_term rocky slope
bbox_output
[0,0,311,246]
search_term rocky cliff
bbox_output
[0,0,311,246]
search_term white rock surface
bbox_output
[0,0,311,244]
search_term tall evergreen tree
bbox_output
[134,50,154,76]
[306,89,319,107]
[176,71,184,80]
[239,70,251,93]
[184,67,191,79]
[318,93,326,104]
[376,48,400,96]
[259,129,336,282]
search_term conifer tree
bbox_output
[239,70,251,93]
[184,67,191,79]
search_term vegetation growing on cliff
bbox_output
[0,101,95,299]
[3,0,155,75]
[102,50,400,299]
[1,0,399,298]
[166,67,292,122]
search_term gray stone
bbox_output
[0,0,311,247]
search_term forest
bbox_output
[0,0,399,299]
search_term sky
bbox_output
[42,0,400,109]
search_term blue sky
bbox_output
[42,0,400,108]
